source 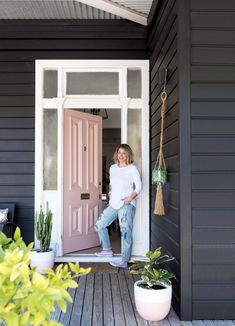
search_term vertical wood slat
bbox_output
[69,275,87,326]
[201,321,215,326]
[50,303,62,322]
[103,273,114,326]
[92,273,103,326]
[117,269,137,326]
[192,321,206,326]
[110,273,126,325]
[168,309,184,326]
[123,268,149,326]
[181,322,194,326]
[59,284,77,326]
[81,273,94,326]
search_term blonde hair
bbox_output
[113,144,134,165]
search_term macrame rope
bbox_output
[155,91,167,169]
[153,90,167,216]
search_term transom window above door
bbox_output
[42,66,142,99]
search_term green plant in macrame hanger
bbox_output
[152,91,168,215]
[36,201,53,252]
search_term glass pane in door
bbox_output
[127,109,142,171]
[43,109,57,190]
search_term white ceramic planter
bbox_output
[30,249,55,274]
[134,280,172,321]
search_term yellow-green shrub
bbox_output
[0,228,91,326]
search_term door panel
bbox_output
[70,117,83,189]
[87,120,99,189]
[70,205,83,236]
[64,109,102,253]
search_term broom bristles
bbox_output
[154,183,165,215]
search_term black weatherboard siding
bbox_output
[148,0,180,316]
[191,0,235,319]
[149,0,235,320]
[0,19,148,243]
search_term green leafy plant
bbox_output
[36,202,53,252]
[129,247,175,289]
[0,228,91,326]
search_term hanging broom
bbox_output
[152,90,167,215]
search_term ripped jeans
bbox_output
[95,204,136,262]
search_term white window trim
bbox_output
[35,60,149,260]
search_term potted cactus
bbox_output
[30,202,55,273]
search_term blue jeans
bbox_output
[95,204,136,262]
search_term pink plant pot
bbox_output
[134,280,172,321]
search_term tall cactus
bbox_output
[36,202,53,251]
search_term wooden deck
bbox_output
[50,268,235,326]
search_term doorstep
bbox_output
[55,254,144,263]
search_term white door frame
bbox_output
[35,60,149,260]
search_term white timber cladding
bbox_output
[0,0,152,21]
[35,60,149,261]
[75,0,147,25]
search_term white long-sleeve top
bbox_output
[109,164,141,209]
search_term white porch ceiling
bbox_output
[0,0,154,25]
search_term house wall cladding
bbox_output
[190,0,235,319]
[148,0,180,315]
[0,19,148,243]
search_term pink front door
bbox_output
[63,109,102,253]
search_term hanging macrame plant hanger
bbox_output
[152,87,168,216]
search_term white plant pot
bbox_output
[134,280,172,321]
[30,249,55,274]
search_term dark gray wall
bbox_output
[148,0,180,315]
[0,19,148,243]
[150,0,235,320]
[191,0,235,319]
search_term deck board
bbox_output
[46,270,235,326]
[81,273,94,326]
[59,285,77,325]
[103,273,114,326]
[202,321,214,326]
[124,268,149,326]
[223,322,235,326]
[93,273,103,326]
[118,269,138,326]
[110,273,126,325]
[69,275,86,326]
[168,309,184,326]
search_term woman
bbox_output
[95,144,141,268]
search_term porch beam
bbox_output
[75,0,148,26]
